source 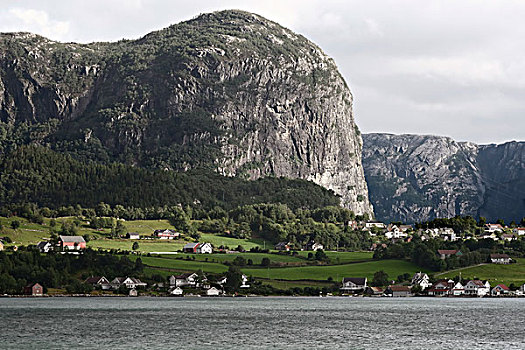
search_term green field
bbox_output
[439,259,525,286]
[130,255,228,274]
[242,259,428,281]
[157,252,306,264]
[296,251,373,263]
[88,239,186,252]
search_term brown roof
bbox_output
[490,253,510,259]
[389,285,411,292]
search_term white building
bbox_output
[111,277,147,290]
[169,287,183,296]
[169,273,199,287]
[411,272,432,290]
[341,277,367,293]
[196,243,213,254]
[206,287,221,296]
[464,280,491,297]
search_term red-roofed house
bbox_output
[491,284,510,296]
[59,236,86,250]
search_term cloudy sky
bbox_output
[1,0,523,144]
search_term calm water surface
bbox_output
[0,297,524,349]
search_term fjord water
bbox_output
[1,297,524,349]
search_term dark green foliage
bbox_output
[224,265,243,293]
[371,270,389,287]
[0,146,339,211]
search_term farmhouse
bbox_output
[24,283,44,296]
[196,242,213,254]
[491,284,510,296]
[59,236,86,250]
[126,232,140,239]
[183,242,213,253]
[490,253,511,264]
[340,277,367,293]
[512,227,525,235]
[85,276,111,290]
[411,272,432,290]
[154,229,180,240]
[485,224,504,233]
[37,241,53,253]
[111,277,147,290]
[464,280,491,297]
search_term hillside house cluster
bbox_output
[168,272,250,296]
[35,236,87,253]
[153,229,180,240]
[274,241,324,251]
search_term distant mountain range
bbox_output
[362,133,525,223]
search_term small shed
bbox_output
[24,283,44,296]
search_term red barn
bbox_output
[59,236,86,250]
[24,283,44,296]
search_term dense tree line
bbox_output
[0,249,144,295]
[0,146,339,212]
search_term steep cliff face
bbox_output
[362,133,524,223]
[0,10,372,214]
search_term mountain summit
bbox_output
[0,10,372,215]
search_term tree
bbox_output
[132,242,139,251]
[496,219,505,226]
[315,249,329,262]
[521,217,525,227]
[232,256,247,266]
[224,266,243,293]
[10,220,20,230]
[261,257,271,267]
[371,270,389,287]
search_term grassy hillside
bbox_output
[439,259,525,286]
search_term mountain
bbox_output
[0,10,372,214]
[362,133,525,223]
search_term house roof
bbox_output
[490,253,510,259]
[174,272,197,279]
[389,285,411,292]
[59,235,86,243]
[469,280,488,287]
[36,241,51,248]
[343,277,366,285]
[184,243,199,249]
[495,284,509,290]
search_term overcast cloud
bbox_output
[0,0,523,144]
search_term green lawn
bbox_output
[157,252,306,264]
[121,220,173,236]
[439,258,525,286]
[242,259,428,281]
[88,239,186,252]
[130,255,229,274]
[296,251,373,263]
[198,233,265,250]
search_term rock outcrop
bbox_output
[363,133,524,223]
[0,10,372,214]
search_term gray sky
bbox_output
[1,0,524,144]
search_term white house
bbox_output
[196,243,213,254]
[464,280,491,297]
[485,224,504,233]
[491,284,510,296]
[169,273,199,287]
[512,227,525,236]
[450,282,465,296]
[519,284,525,295]
[490,254,512,264]
[340,277,367,293]
[36,241,53,253]
[308,242,324,251]
[206,287,221,296]
[154,229,180,240]
[127,232,140,239]
[85,276,112,290]
[111,277,147,290]
[428,280,453,296]
[411,272,432,290]
[365,222,385,229]
[169,287,183,296]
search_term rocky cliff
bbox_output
[0,10,372,214]
[362,133,525,223]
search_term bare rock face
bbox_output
[0,10,372,215]
[363,133,524,223]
